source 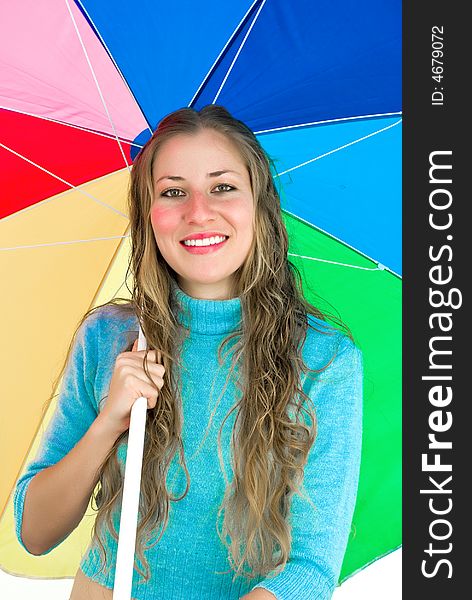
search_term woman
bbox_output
[14,105,363,599]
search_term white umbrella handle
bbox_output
[113,325,148,600]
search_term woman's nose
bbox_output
[184,191,216,223]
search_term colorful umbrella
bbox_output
[0,0,401,589]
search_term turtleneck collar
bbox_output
[171,281,242,335]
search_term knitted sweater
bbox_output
[14,286,363,600]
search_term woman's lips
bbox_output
[179,237,229,255]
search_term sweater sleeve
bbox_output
[250,335,363,600]
[13,311,101,555]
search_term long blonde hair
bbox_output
[53,105,351,583]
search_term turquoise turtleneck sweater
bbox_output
[14,286,363,600]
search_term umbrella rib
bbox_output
[283,208,401,279]
[0,142,128,219]
[211,0,267,104]
[0,235,129,252]
[64,0,131,172]
[287,252,384,272]
[277,119,402,176]
[0,105,143,147]
[255,112,403,135]
[189,0,262,106]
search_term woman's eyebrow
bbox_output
[207,169,241,178]
[155,170,240,184]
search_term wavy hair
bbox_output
[52,105,352,583]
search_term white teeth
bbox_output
[183,235,227,247]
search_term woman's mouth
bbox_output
[179,235,229,254]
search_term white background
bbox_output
[0,548,401,598]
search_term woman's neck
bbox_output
[175,276,237,301]
[172,283,242,335]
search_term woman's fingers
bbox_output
[100,342,166,434]
[131,339,163,364]
[117,361,165,389]
[127,377,162,409]
[125,341,165,389]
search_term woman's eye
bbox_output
[161,188,184,198]
[214,183,235,192]
[160,184,234,198]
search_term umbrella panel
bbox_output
[0,170,130,517]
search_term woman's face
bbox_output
[150,129,255,299]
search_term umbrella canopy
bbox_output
[0,0,401,586]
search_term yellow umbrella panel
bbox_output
[0,169,132,577]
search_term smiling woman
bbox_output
[14,104,363,600]
[149,128,255,299]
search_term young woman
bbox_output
[14,105,363,599]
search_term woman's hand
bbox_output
[97,339,165,437]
